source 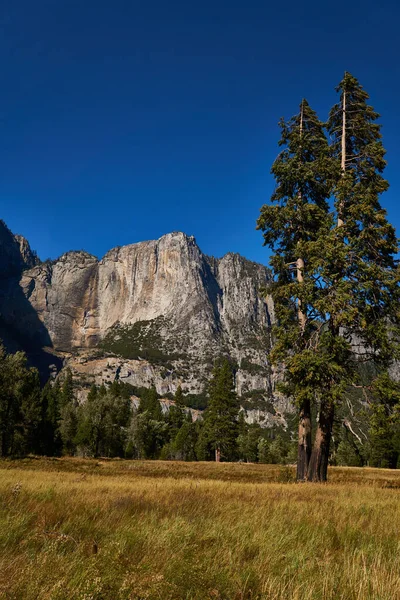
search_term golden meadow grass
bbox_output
[0,459,400,599]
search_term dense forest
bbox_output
[1,345,400,469]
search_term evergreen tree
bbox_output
[75,386,131,457]
[257,438,270,463]
[133,386,167,458]
[367,373,400,468]
[39,379,62,455]
[98,384,107,397]
[60,403,78,455]
[108,380,133,399]
[173,413,198,461]
[202,359,239,462]
[174,385,185,408]
[237,424,261,463]
[16,367,42,455]
[61,368,74,407]
[138,386,163,419]
[87,383,98,403]
[336,440,362,467]
[268,435,290,464]
[305,73,400,481]
[258,74,400,481]
[257,99,333,480]
[0,345,42,456]
[167,385,185,440]
[59,370,78,455]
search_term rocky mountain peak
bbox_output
[0,223,287,419]
[0,220,37,277]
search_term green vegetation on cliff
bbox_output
[99,318,184,366]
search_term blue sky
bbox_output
[1,0,399,265]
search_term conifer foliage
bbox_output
[201,359,239,462]
[258,72,400,481]
[0,347,42,456]
[257,99,333,479]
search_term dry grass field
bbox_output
[0,458,400,599]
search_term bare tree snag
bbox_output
[295,100,311,480]
[296,257,306,331]
[297,396,312,481]
[338,90,346,227]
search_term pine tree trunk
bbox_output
[296,104,306,332]
[307,399,334,482]
[215,447,221,462]
[296,257,306,330]
[308,86,346,479]
[296,397,312,481]
[308,88,346,480]
[338,90,346,227]
[295,103,310,481]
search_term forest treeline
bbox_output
[0,345,399,468]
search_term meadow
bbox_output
[0,459,399,600]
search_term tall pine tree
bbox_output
[257,99,333,480]
[202,359,239,462]
[258,76,399,481]
[305,73,400,481]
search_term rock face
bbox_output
[0,221,287,416]
[0,220,37,278]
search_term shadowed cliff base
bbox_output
[0,221,63,380]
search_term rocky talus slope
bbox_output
[0,220,290,424]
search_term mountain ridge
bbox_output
[0,220,288,423]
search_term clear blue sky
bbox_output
[1,0,399,265]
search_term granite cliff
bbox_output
[0,220,288,422]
